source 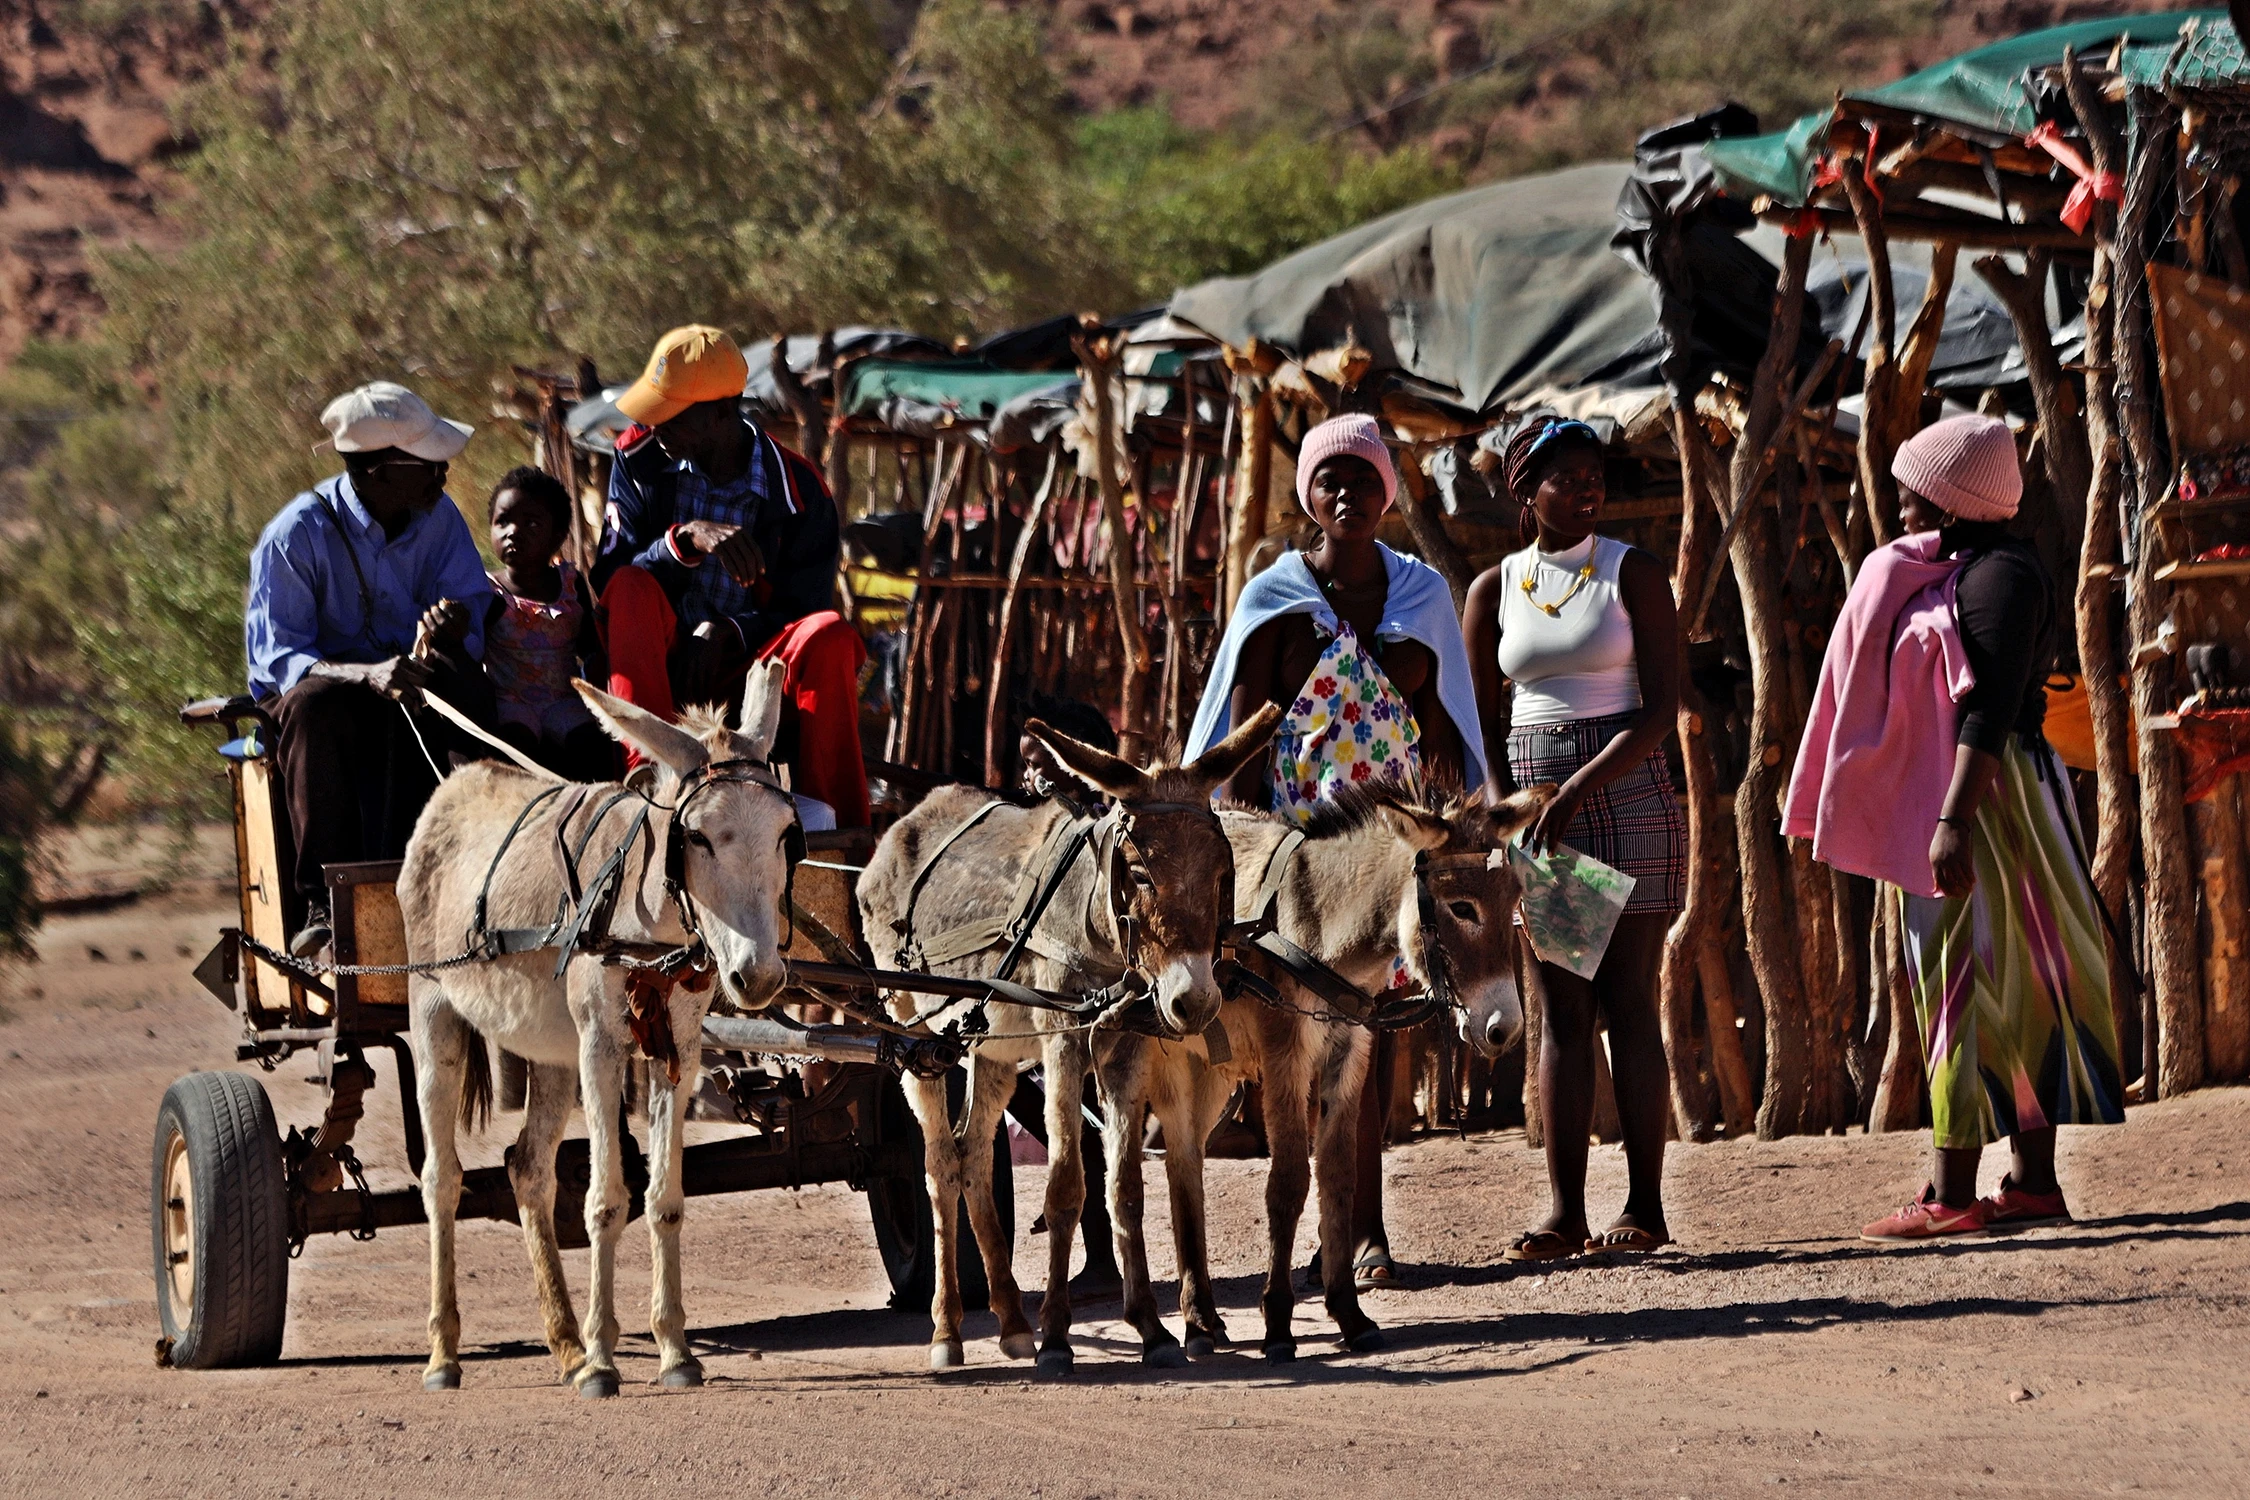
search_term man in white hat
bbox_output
[244,381,495,955]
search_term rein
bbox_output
[1222,835,1493,1031]
[893,795,1231,1033]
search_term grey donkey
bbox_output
[1094,780,1555,1362]
[855,704,1281,1374]
[399,662,799,1398]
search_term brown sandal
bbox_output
[1503,1229,1582,1263]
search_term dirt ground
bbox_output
[2,876,2247,1499]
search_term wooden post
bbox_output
[985,449,1062,786]
[1867,894,1926,1132]
[2194,778,2250,1082]
[1223,361,1275,618]
[1650,203,1758,1140]
[1731,231,1819,1139]
[1075,329,1153,758]
[2116,88,2206,1097]
[1842,167,1902,547]
[1393,450,1474,611]
[1973,249,2091,546]
[1662,410,1750,1141]
[2064,45,2150,1079]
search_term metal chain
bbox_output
[236,929,489,981]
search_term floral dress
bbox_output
[1270,618,1423,822]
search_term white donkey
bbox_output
[399,664,798,1398]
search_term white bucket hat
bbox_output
[318,380,474,461]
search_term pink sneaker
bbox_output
[1861,1186,1989,1242]
[1982,1176,2071,1229]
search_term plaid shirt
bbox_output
[594,417,836,652]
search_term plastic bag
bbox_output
[1497,838,1637,981]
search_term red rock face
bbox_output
[0,2,259,361]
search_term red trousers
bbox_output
[598,565,870,827]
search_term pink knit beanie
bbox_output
[1891,414,2021,522]
[1296,414,1398,510]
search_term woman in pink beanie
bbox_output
[1799,414,2124,1243]
[1185,410,1474,1292]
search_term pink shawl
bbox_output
[1783,533,1975,898]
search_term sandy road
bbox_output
[2,889,2247,1498]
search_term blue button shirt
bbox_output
[605,451,768,633]
[244,474,493,699]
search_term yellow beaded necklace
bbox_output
[1520,551,1596,617]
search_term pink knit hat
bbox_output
[1296,414,1398,510]
[1891,413,2021,522]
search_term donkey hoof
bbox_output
[422,1365,461,1392]
[1344,1325,1386,1355]
[1143,1342,1189,1370]
[1262,1340,1298,1364]
[999,1332,1037,1361]
[1183,1334,1218,1359]
[575,1368,620,1400]
[1035,1345,1075,1379]
[660,1359,705,1390]
[928,1340,966,1371]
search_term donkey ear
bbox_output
[1183,700,1282,787]
[1026,717,1145,800]
[1486,782,1559,842]
[574,679,709,778]
[1378,801,1453,853]
[736,658,788,761]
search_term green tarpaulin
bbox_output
[1167,163,1669,414]
[838,360,1071,424]
[1705,10,2222,206]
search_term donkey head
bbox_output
[1026,703,1282,1036]
[574,661,798,1011]
[1377,783,1556,1059]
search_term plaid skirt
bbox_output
[1506,711,1687,915]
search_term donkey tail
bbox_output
[460,1029,494,1135]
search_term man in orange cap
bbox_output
[592,324,868,824]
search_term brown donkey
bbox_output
[855,706,1279,1374]
[1094,781,1553,1362]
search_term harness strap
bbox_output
[552,800,655,975]
[895,797,1014,965]
[1247,928,1375,1011]
[1240,827,1307,933]
[468,782,568,951]
[911,808,1076,967]
[991,815,1100,982]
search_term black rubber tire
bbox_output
[867,1071,1014,1312]
[151,1071,291,1369]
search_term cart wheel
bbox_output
[151,1071,291,1368]
[867,1073,1013,1312]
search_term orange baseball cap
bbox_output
[614,324,749,426]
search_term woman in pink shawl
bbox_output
[1787,415,2123,1243]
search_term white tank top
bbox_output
[1496,534,1642,727]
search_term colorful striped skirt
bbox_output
[1505,711,1687,915]
[1893,736,2126,1150]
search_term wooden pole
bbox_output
[1732,230,1819,1139]
[1867,894,1927,1132]
[1393,449,1474,612]
[985,448,1061,785]
[1075,330,1153,759]
[770,333,826,469]
[1649,202,1758,1140]
[1224,374,1274,618]
[2117,88,2206,1097]
[1973,249,2091,547]
[2194,778,2250,1082]
[2064,44,2150,1080]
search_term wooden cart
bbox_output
[153,694,1013,1369]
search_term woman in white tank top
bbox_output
[1463,416,1686,1264]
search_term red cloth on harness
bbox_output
[597,564,870,826]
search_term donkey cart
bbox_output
[154,693,1024,1370]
